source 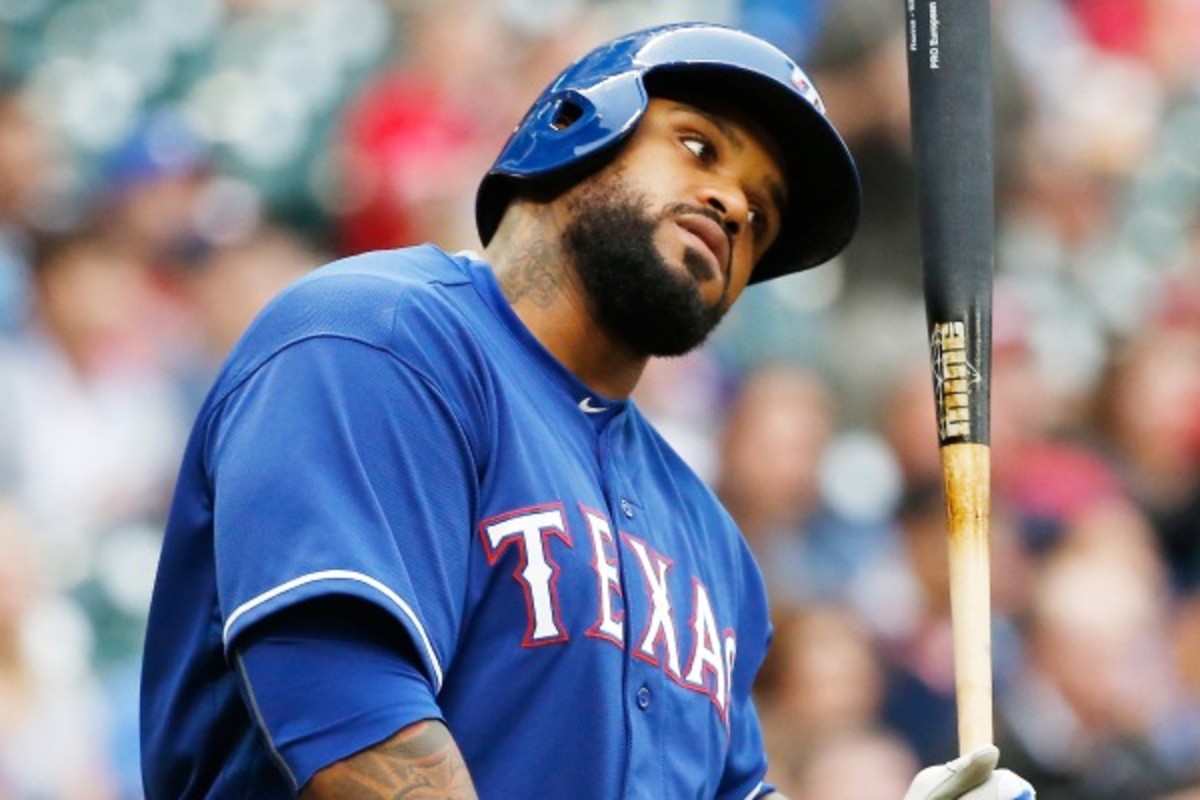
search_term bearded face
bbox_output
[562,172,732,358]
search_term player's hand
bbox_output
[904,745,1035,800]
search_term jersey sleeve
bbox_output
[208,334,478,691]
[234,596,444,789]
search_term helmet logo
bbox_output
[791,65,825,114]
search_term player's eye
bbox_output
[747,208,766,237]
[681,134,717,163]
[747,206,775,242]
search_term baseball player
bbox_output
[139,22,1035,799]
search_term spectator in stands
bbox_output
[996,499,1200,798]
[0,87,63,333]
[716,365,897,607]
[755,604,890,770]
[0,499,118,799]
[0,225,186,582]
[1090,286,1200,592]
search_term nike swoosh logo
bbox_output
[578,397,606,414]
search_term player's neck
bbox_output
[485,208,648,399]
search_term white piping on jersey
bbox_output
[742,780,766,800]
[234,651,299,791]
[578,397,606,414]
[223,569,445,690]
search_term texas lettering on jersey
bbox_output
[480,503,738,725]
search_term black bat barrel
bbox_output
[904,0,994,447]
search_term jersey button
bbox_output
[620,498,634,519]
[635,685,652,710]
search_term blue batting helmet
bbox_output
[475,22,861,283]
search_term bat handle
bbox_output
[942,441,994,754]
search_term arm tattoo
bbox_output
[498,240,562,309]
[302,720,479,800]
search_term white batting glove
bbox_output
[904,745,1035,800]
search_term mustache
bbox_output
[662,202,733,277]
[661,202,724,229]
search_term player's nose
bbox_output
[698,181,748,239]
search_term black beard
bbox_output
[562,176,729,358]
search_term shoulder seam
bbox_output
[200,332,482,496]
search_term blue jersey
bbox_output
[140,245,774,798]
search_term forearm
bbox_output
[302,719,478,800]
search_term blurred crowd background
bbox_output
[0,0,1199,797]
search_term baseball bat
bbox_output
[902,0,995,754]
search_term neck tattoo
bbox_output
[498,239,563,309]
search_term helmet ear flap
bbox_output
[475,82,638,246]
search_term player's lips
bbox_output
[676,214,730,281]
